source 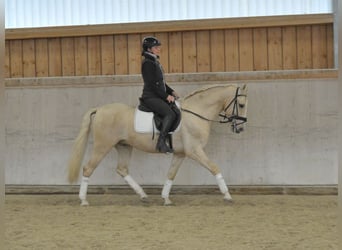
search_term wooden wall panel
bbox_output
[4,40,10,78]
[9,40,23,77]
[297,26,312,69]
[312,24,327,69]
[48,38,62,76]
[88,36,101,75]
[196,31,210,72]
[4,15,335,78]
[101,35,115,75]
[114,35,128,75]
[75,37,88,76]
[253,28,268,71]
[35,39,49,77]
[61,38,75,76]
[210,30,225,72]
[22,39,36,77]
[326,24,334,68]
[225,29,239,72]
[282,27,297,70]
[127,34,141,74]
[182,31,197,73]
[239,29,253,71]
[267,27,283,70]
[169,32,183,73]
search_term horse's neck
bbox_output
[183,86,229,120]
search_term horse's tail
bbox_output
[67,108,97,183]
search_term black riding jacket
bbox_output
[141,52,174,100]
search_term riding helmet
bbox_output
[142,36,161,52]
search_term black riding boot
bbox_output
[156,116,174,153]
[156,134,173,153]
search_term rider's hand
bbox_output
[172,91,180,100]
[166,95,175,103]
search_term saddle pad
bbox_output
[134,101,181,134]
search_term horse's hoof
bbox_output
[140,196,149,203]
[163,198,174,206]
[224,199,234,205]
[223,193,233,204]
[80,200,89,206]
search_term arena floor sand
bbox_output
[5,194,337,250]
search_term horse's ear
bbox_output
[242,84,247,90]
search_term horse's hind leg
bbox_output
[115,144,148,201]
[79,142,113,206]
[187,146,233,203]
[162,153,185,205]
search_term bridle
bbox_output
[181,87,247,133]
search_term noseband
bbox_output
[181,87,247,133]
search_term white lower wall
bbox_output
[5,78,338,186]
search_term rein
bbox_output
[181,108,227,123]
[181,87,247,127]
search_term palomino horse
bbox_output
[68,84,248,206]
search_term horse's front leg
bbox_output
[162,153,185,205]
[187,147,233,203]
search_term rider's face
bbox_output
[149,45,161,56]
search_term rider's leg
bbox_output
[142,98,176,153]
[156,114,176,153]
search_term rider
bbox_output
[140,36,180,154]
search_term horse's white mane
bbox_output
[183,84,235,100]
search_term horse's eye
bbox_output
[239,104,245,108]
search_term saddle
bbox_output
[134,99,181,150]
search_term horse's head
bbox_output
[220,84,248,133]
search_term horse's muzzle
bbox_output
[232,125,244,133]
[231,119,245,134]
